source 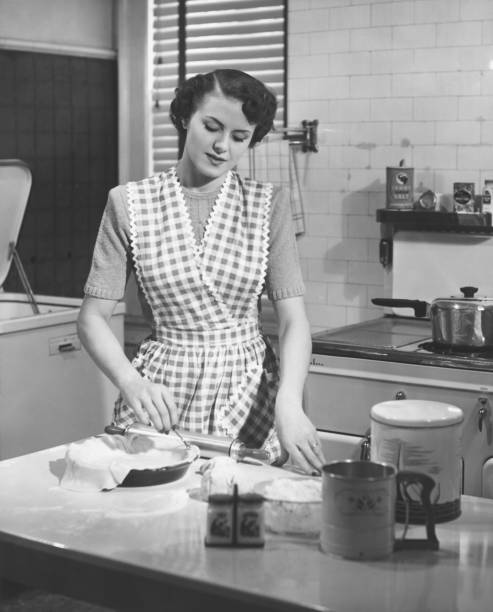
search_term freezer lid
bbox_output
[0,159,32,288]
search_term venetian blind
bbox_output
[152,0,286,172]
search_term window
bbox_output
[152,0,287,172]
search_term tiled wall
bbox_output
[0,49,118,297]
[288,0,493,332]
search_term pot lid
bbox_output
[433,285,493,305]
[0,160,32,288]
[370,399,464,427]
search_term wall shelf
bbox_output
[376,209,493,234]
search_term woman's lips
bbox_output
[206,153,226,165]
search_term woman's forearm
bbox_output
[77,305,138,391]
[275,299,312,403]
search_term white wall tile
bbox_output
[328,145,370,169]
[305,303,347,330]
[370,97,413,121]
[290,54,330,78]
[457,145,493,170]
[481,71,493,95]
[349,121,392,146]
[351,27,392,51]
[392,121,436,145]
[339,191,370,215]
[414,0,460,22]
[346,214,380,239]
[370,144,413,168]
[297,235,329,259]
[481,121,493,144]
[460,0,493,21]
[310,76,350,100]
[327,237,369,260]
[347,168,386,192]
[413,145,457,169]
[329,51,372,76]
[459,96,493,120]
[289,99,331,125]
[289,9,330,34]
[435,121,481,145]
[329,98,371,122]
[329,5,371,30]
[350,74,392,98]
[306,213,345,237]
[289,33,313,57]
[346,306,382,325]
[435,71,481,96]
[327,282,369,307]
[392,73,436,97]
[303,190,332,213]
[482,20,493,44]
[371,1,414,27]
[310,30,350,54]
[436,21,482,46]
[307,258,347,283]
[305,281,329,305]
[392,24,436,49]
[348,260,383,285]
[371,49,414,74]
[414,97,458,120]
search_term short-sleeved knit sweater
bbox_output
[84,179,305,321]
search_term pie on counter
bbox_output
[60,433,198,491]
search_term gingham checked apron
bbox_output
[113,167,282,460]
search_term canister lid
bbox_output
[370,400,464,428]
[0,160,32,288]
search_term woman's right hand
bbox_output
[77,295,178,432]
[119,371,178,433]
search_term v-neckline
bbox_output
[172,167,232,262]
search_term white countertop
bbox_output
[0,442,493,612]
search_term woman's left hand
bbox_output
[275,391,325,475]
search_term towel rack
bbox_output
[273,119,319,153]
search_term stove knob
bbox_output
[395,390,407,400]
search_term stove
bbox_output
[311,316,493,372]
[306,229,493,499]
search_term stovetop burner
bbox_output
[418,341,493,358]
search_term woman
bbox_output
[77,69,324,474]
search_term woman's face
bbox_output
[180,89,255,186]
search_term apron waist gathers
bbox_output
[154,319,261,348]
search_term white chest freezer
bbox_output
[0,159,125,460]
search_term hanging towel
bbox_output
[236,136,306,236]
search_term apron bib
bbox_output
[113,168,282,459]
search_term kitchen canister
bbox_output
[370,400,464,524]
[386,165,414,209]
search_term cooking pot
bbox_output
[372,286,493,349]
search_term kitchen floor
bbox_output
[0,587,115,611]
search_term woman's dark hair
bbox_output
[169,69,278,147]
